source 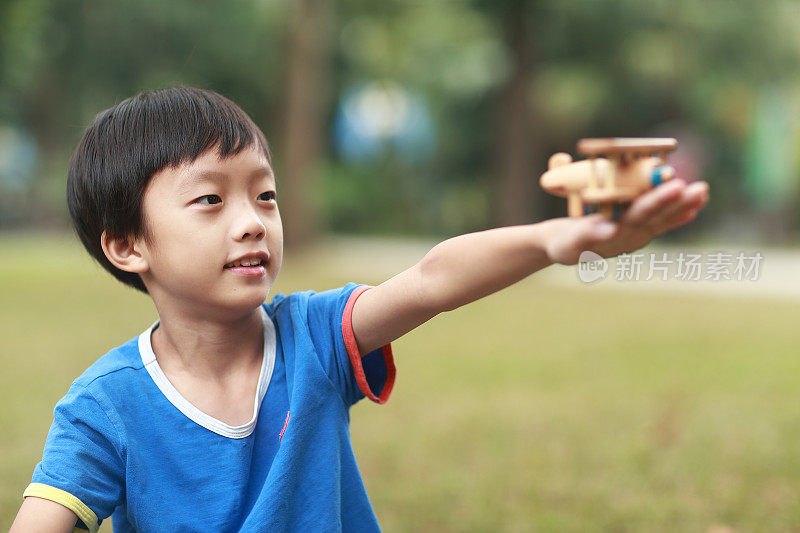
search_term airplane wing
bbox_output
[577,138,678,157]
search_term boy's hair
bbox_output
[66,86,271,294]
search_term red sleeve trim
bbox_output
[342,285,396,404]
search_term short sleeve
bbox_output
[306,282,396,408]
[25,383,125,532]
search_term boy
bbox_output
[11,87,708,532]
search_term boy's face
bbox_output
[135,145,282,316]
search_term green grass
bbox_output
[2,233,800,531]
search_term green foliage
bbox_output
[320,160,442,236]
[0,0,286,142]
[2,0,800,235]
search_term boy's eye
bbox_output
[258,191,276,202]
[196,194,222,205]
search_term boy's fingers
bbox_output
[623,180,709,235]
[668,184,708,220]
[565,180,708,260]
[645,181,710,234]
[666,208,699,231]
[621,179,686,228]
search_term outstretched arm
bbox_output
[351,179,709,355]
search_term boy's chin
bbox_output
[224,285,273,309]
[196,283,274,307]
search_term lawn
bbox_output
[2,233,799,531]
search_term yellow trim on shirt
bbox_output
[23,483,99,533]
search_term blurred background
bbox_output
[2,0,800,531]
[3,0,800,241]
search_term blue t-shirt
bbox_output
[25,282,396,532]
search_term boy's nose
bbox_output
[240,227,265,240]
[232,205,266,241]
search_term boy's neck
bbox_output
[150,305,264,382]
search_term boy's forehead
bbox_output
[169,148,274,191]
[191,145,271,173]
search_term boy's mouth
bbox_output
[224,258,264,269]
[223,252,269,278]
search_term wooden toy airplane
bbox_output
[540,137,678,218]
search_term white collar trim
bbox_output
[137,306,276,439]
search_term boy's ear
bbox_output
[100,230,149,274]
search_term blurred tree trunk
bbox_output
[491,0,543,226]
[279,0,332,246]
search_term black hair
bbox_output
[66,86,271,294]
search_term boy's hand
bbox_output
[543,179,710,265]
